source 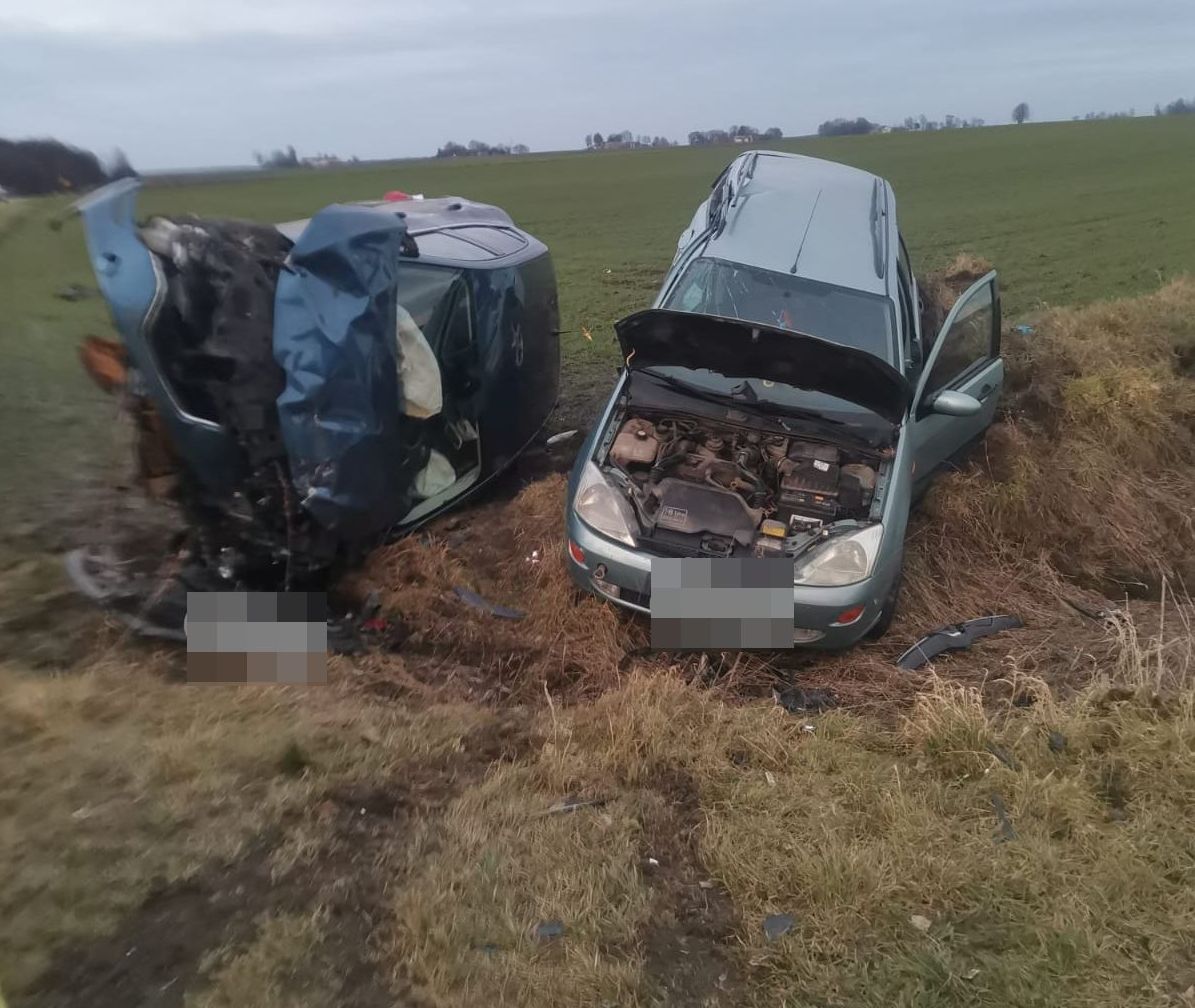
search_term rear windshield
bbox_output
[664,257,897,362]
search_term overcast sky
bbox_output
[2,0,1193,170]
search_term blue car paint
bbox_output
[75,179,242,494]
[79,181,562,548]
[274,203,422,535]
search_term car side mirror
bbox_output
[929,389,982,417]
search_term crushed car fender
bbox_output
[274,203,425,536]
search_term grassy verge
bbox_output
[6,603,1191,1007]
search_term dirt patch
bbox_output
[23,839,302,1008]
[22,711,535,1008]
[639,769,742,1006]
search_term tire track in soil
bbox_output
[22,713,537,1008]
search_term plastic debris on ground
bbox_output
[895,615,1024,670]
[533,920,564,942]
[452,586,525,620]
[763,913,795,941]
[540,797,607,816]
[773,685,837,713]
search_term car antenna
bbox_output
[789,188,822,274]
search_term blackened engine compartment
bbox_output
[604,412,883,558]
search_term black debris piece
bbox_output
[990,793,1017,843]
[1063,597,1122,624]
[1047,730,1067,754]
[985,742,1019,771]
[895,615,1024,670]
[773,685,837,714]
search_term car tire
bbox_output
[866,567,903,640]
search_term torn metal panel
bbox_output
[274,203,426,536]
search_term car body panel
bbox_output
[274,203,422,535]
[667,151,892,297]
[909,272,1003,489]
[75,178,242,494]
[615,308,911,424]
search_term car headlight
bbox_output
[793,524,883,587]
[574,461,639,546]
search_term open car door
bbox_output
[909,271,1002,490]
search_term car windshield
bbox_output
[664,257,897,362]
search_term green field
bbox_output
[3,116,1195,531]
[4,117,1195,1007]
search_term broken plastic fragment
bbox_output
[763,913,794,941]
[533,920,564,942]
[452,586,525,620]
[773,685,837,713]
[895,615,1023,670]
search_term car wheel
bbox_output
[866,568,903,640]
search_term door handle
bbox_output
[977,383,994,401]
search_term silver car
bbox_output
[565,151,1003,648]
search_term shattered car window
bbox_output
[396,263,468,354]
[665,257,897,363]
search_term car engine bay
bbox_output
[602,412,886,558]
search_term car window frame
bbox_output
[916,272,1001,415]
[895,236,919,371]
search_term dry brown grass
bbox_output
[382,598,1195,1007]
[932,275,1195,590]
[354,474,644,703]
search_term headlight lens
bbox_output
[574,462,639,546]
[793,524,883,587]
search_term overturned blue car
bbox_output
[73,180,560,596]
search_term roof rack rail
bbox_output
[870,178,890,280]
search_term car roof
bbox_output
[277,196,542,267]
[699,151,894,298]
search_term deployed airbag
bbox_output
[395,303,443,419]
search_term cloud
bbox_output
[1,0,1192,168]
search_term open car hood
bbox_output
[615,309,911,425]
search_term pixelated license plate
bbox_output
[185,591,328,683]
[649,557,794,649]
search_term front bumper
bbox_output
[565,513,893,650]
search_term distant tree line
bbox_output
[0,138,137,196]
[255,146,300,169]
[817,117,879,137]
[436,140,530,158]
[1073,109,1135,121]
[252,147,362,170]
[586,131,680,149]
[687,125,782,146]
[1155,97,1195,117]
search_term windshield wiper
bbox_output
[729,380,759,402]
[639,368,743,410]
